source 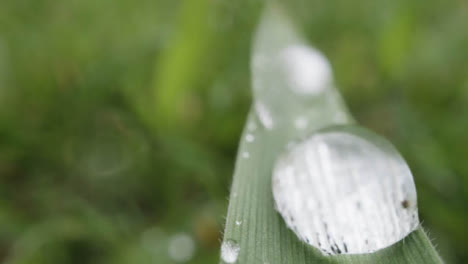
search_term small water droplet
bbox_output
[254,101,274,130]
[281,44,332,95]
[242,152,250,159]
[235,220,242,226]
[245,134,255,142]
[272,127,419,255]
[221,239,240,263]
[168,233,195,262]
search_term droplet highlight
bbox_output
[281,44,332,95]
[221,239,240,263]
[272,127,419,255]
[246,134,255,143]
[255,101,274,130]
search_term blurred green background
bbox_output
[0,0,467,263]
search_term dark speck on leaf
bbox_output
[401,200,409,209]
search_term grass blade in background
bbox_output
[221,4,443,264]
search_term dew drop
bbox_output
[221,239,240,263]
[235,220,242,226]
[242,152,250,159]
[272,127,419,255]
[245,134,255,142]
[254,101,274,130]
[281,44,332,95]
[251,7,345,134]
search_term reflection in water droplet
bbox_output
[272,128,419,255]
[221,239,240,263]
[168,233,195,262]
[281,44,332,95]
[235,220,242,226]
[242,152,250,159]
[254,101,274,130]
[246,134,255,142]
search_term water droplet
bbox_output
[245,134,255,143]
[250,5,350,135]
[281,44,332,95]
[254,101,274,130]
[221,239,240,263]
[242,151,250,159]
[235,220,242,226]
[272,127,419,255]
[168,233,195,262]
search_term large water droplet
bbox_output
[272,127,419,255]
[221,239,240,263]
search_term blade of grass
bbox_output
[221,3,443,264]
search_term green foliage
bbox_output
[0,0,466,263]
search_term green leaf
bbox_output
[221,4,443,264]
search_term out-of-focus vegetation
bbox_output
[0,0,466,263]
